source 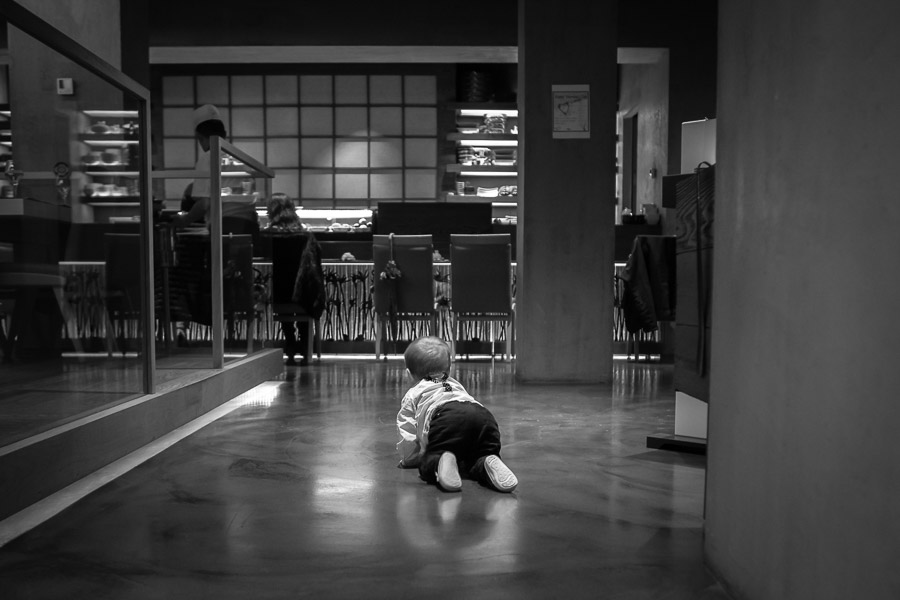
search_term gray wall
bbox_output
[706,1,900,598]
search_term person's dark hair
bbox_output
[404,336,451,380]
[195,119,227,138]
[265,193,303,231]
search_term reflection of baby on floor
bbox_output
[396,336,517,493]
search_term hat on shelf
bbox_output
[192,104,221,129]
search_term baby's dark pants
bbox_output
[419,401,502,487]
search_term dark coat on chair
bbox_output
[292,233,326,320]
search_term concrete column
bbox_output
[516,0,617,383]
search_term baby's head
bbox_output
[404,336,451,380]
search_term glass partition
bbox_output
[0,1,154,446]
[152,136,274,369]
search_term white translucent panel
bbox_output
[272,169,300,198]
[266,75,298,104]
[232,139,265,163]
[335,75,367,104]
[266,138,299,168]
[370,75,402,104]
[334,140,368,168]
[216,107,231,132]
[335,107,368,136]
[196,75,229,106]
[163,107,194,137]
[163,139,196,168]
[162,76,193,105]
[370,172,402,198]
[404,107,437,135]
[404,75,436,104]
[231,75,263,105]
[404,138,437,167]
[370,107,402,136]
[405,169,436,198]
[300,75,332,104]
[301,198,335,209]
[231,107,265,137]
[266,107,299,136]
[370,138,403,168]
[335,173,368,198]
[301,138,333,167]
[300,107,333,135]
[165,178,193,201]
[302,171,333,198]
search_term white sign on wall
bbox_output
[552,84,590,139]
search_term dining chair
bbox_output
[372,234,436,359]
[104,233,143,355]
[449,233,515,360]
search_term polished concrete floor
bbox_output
[0,358,730,599]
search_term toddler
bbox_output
[396,336,517,493]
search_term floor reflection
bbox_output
[0,358,728,599]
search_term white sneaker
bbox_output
[436,452,462,492]
[484,455,517,492]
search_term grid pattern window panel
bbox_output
[335,107,368,137]
[160,73,441,205]
[266,107,299,136]
[335,75,367,104]
[404,139,436,167]
[405,170,436,198]
[334,140,368,168]
[335,173,368,198]
[370,75,402,104]
[266,75,298,104]
[163,107,194,137]
[370,107,402,136]
[404,75,436,104]
[300,75,332,104]
[266,139,299,168]
[302,170,333,199]
[404,107,437,136]
[370,139,403,168]
[301,107,333,136]
[163,139,196,168]
[165,178,192,201]
[231,107,265,137]
[232,139,265,163]
[370,172,402,198]
[162,76,193,105]
[273,169,299,198]
[196,75,229,106]
[231,75,263,105]
[301,138,333,168]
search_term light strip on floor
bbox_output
[0,382,283,548]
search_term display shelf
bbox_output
[446,164,517,174]
[79,134,139,145]
[447,133,517,143]
[83,168,139,176]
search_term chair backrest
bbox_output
[104,233,142,312]
[223,234,254,314]
[269,233,310,304]
[450,233,512,314]
[373,234,434,314]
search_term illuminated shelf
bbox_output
[79,135,139,145]
[446,164,517,176]
[83,110,139,118]
[448,133,517,146]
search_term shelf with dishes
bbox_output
[448,104,518,202]
[79,110,142,216]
